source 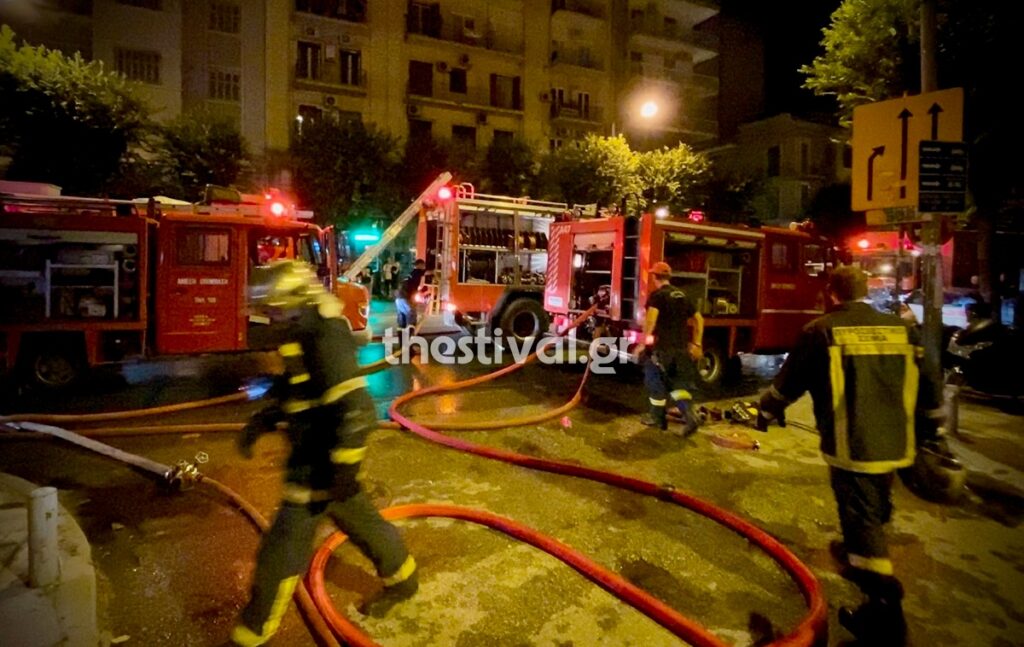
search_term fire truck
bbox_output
[543,210,832,384]
[0,181,369,389]
[415,183,571,337]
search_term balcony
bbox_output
[295,68,368,94]
[629,62,718,94]
[629,15,719,59]
[295,0,367,23]
[550,102,603,123]
[406,11,523,56]
[551,0,605,20]
[407,84,523,112]
[550,46,603,71]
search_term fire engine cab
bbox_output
[544,210,832,384]
[0,181,369,389]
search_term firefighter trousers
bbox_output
[232,406,413,647]
[830,468,896,578]
[643,350,699,421]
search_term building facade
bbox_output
[711,113,851,222]
[2,0,721,159]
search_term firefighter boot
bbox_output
[640,400,668,430]
[839,576,906,645]
[360,559,419,618]
[671,390,700,437]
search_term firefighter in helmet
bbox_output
[230,260,417,646]
[635,261,704,434]
[759,265,944,645]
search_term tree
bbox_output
[636,144,711,212]
[537,135,641,208]
[800,0,1023,301]
[0,26,150,194]
[156,113,251,201]
[291,117,403,226]
[482,137,536,196]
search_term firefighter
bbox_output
[230,261,416,647]
[635,261,704,434]
[759,265,942,645]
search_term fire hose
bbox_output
[1,312,827,646]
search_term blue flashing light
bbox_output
[352,232,380,243]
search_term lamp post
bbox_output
[611,98,661,138]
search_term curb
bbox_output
[0,472,98,647]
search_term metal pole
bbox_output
[919,0,945,403]
[29,486,60,588]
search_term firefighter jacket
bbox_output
[274,296,369,417]
[768,301,939,474]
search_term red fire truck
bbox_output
[0,182,369,389]
[415,183,571,336]
[543,210,832,384]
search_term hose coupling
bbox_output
[165,451,209,490]
[656,483,677,501]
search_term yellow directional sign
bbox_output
[851,88,963,213]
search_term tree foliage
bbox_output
[157,113,251,201]
[482,137,536,196]
[636,144,711,212]
[0,25,150,194]
[292,118,403,226]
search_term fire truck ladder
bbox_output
[343,172,453,282]
[620,216,640,321]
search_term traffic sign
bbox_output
[918,140,967,213]
[851,88,963,212]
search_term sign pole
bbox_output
[920,0,944,408]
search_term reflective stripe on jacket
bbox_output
[772,302,934,474]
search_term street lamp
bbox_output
[611,97,661,138]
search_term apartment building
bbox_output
[2,0,720,157]
[712,113,851,221]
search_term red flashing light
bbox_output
[437,186,454,201]
[269,201,286,217]
[688,210,705,223]
[857,238,870,250]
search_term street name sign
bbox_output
[852,87,963,214]
[918,140,967,213]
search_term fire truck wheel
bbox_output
[21,340,84,390]
[698,340,727,386]
[498,298,549,345]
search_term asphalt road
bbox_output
[2,314,1022,646]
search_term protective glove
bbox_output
[755,390,787,432]
[238,406,283,459]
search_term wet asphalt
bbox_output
[1,301,1022,646]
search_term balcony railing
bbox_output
[629,16,719,51]
[408,84,522,111]
[629,62,718,92]
[551,103,603,123]
[551,0,605,20]
[295,67,367,91]
[407,14,523,55]
[550,46,603,70]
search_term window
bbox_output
[489,74,521,110]
[800,141,810,175]
[408,2,441,37]
[408,60,433,96]
[767,145,780,177]
[296,105,322,134]
[209,2,240,33]
[178,229,230,265]
[770,242,796,273]
[803,243,826,277]
[296,41,322,80]
[577,91,591,119]
[549,138,563,149]
[117,0,161,9]
[409,118,432,143]
[339,49,361,86]
[208,68,240,101]
[452,125,477,149]
[493,130,514,145]
[449,68,467,94]
[295,0,367,22]
[115,49,161,84]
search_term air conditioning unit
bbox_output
[304,26,318,37]
[436,61,449,72]
[459,53,471,66]
[323,95,337,107]
[407,104,422,117]
[325,45,337,61]
[476,112,488,125]
[539,91,551,103]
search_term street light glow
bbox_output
[640,101,659,119]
